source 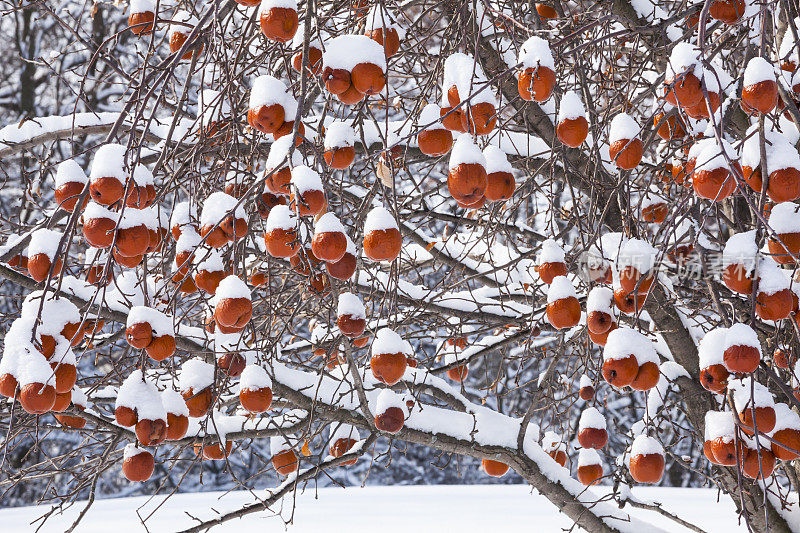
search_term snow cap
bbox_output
[28,228,63,260]
[578,406,606,431]
[587,286,614,314]
[722,230,757,272]
[608,113,640,143]
[324,121,356,150]
[337,292,366,319]
[730,376,775,410]
[449,135,487,170]
[630,434,664,457]
[322,34,386,72]
[249,75,297,117]
[213,275,252,303]
[290,165,323,194]
[375,388,407,416]
[419,103,446,131]
[518,36,555,70]
[240,364,272,391]
[90,143,127,181]
[744,56,776,86]
[546,275,577,304]
[266,135,302,170]
[162,387,190,417]
[315,212,345,235]
[557,90,587,122]
[698,328,728,368]
[577,447,602,467]
[372,328,408,356]
[538,238,566,265]
[266,204,297,232]
[55,160,88,187]
[179,358,215,392]
[604,327,657,364]
[705,410,735,441]
[364,205,398,233]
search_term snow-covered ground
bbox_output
[2,485,743,532]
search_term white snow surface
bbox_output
[616,238,657,274]
[0,112,119,146]
[772,402,800,433]
[769,202,800,234]
[175,228,201,254]
[131,165,154,186]
[330,423,360,444]
[122,443,149,460]
[375,388,407,415]
[577,448,602,467]
[538,238,565,264]
[722,231,757,272]
[213,275,252,303]
[724,323,761,351]
[117,207,152,230]
[364,5,404,35]
[266,135,302,170]
[695,138,737,173]
[126,306,174,337]
[665,42,700,79]
[200,191,244,226]
[21,293,80,336]
[195,248,224,272]
[162,388,190,417]
[730,377,775,410]
[705,410,735,441]
[441,53,498,107]
[71,386,88,408]
[129,0,156,14]
[259,0,297,16]
[170,201,197,228]
[418,103,446,131]
[483,145,512,174]
[17,347,56,387]
[756,258,790,296]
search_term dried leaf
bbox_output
[301,440,311,456]
[377,161,393,187]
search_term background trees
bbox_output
[0,0,799,531]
